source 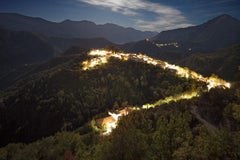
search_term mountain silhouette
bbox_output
[0,13,157,44]
[152,14,240,52]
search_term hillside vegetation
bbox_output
[178,44,240,81]
[0,51,201,147]
[0,48,239,159]
[1,86,240,160]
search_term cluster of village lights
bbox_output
[83,49,231,135]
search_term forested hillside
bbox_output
[0,27,55,75]
[1,86,240,160]
[0,51,201,147]
[0,48,240,159]
[178,44,240,81]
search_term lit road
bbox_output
[83,49,231,135]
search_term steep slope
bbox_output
[177,44,240,81]
[0,27,118,90]
[0,28,55,75]
[0,50,201,147]
[0,27,58,90]
[0,49,239,159]
[0,13,157,44]
[152,14,240,53]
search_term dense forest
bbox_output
[0,51,203,147]
[0,48,239,159]
[0,86,240,160]
[177,44,240,81]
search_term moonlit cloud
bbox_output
[77,0,193,31]
[135,16,193,31]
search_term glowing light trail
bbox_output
[82,49,230,91]
[142,91,199,109]
[96,91,199,135]
[84,49,231,135]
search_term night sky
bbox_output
[0,0,240,32]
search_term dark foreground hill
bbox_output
[0,49,239,159]
[0,80,239,160]
[0,50,201,147]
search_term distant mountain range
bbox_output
[1,13,240,90]
[151,14,240,53]
[1,12,240,55]
[121,14,240,59]
[0,13,157,44]
[0,27,115,89]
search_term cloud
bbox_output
[77,0,193,31]
[135,16,193,31]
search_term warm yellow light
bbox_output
[82,49,231,89]
[101,109,130,135]
[89,49,109,56]
[84,49,231,135]
[142,91,199,109]
[226,82,231,88]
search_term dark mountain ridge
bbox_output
[0,27,117,90]
[0,13,157,44]
[152,14,240,53]
[0,28,55,72]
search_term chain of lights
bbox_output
[83,49,231,135]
